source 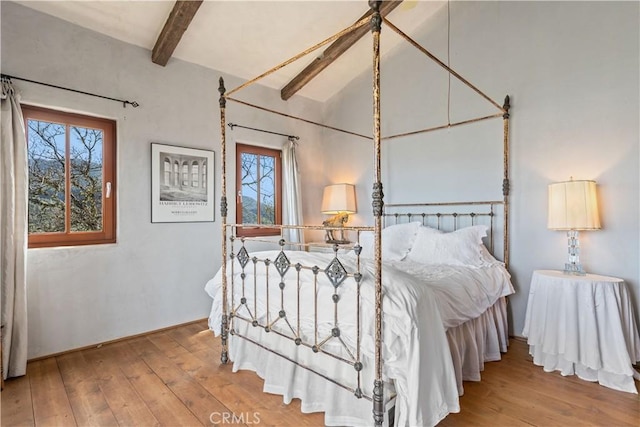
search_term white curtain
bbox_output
[1,79,28,379]
[282,139,304,245]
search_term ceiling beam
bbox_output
[152,0,203,66]
[280,0,403,101]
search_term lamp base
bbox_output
[563,262,586,275]
[563,230,586,275]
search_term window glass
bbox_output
[27,119,66,233]
[259,154,275,225]
[69,125,103,232]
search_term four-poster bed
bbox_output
[207,2,513,426]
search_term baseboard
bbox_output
[27,325,529,363]
[27,317,209,363]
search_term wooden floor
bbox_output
[2,320,638,427]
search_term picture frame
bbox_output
[151,143,215,223]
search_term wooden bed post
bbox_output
[219,77,229,364]
[369,1,384,426]
[502,95,510,270]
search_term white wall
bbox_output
[322,1,640,336]
[1,1,325,358]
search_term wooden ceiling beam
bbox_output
[280,0,403,101]
[152,0,203,66]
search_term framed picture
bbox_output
[151,143,215,223]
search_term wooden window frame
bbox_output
[235,143,282,237]
[22,105,117,248]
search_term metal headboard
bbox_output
[383,200,507,263]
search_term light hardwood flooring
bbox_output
[2,320,638,426]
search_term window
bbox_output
[22,105,116,248]
[236,143,282,237]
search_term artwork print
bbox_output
[151,143,215,223]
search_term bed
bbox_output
[208,2,513,426]
[206,218,514,426]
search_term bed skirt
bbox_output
[223,296,509,426]
[227,322,399,427]
[446,296,509,395]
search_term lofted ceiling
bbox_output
[15,0,447,103]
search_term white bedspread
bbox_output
[386,259,514,330]
[205,251,513,426]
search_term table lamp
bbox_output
[321,183,356,244]
[548,179,601,275]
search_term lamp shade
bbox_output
[548,180,601,230]
[321,184,357,214]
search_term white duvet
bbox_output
[205,250,513,426]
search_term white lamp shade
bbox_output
[321,184,357,214]
[548,180,601,230]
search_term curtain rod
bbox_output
[0,74,139,108]
[227,122,299,141]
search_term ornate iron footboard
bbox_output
[224,226,374,400]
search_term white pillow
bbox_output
[479,243,501,266]
[358,222,421,261]
[406,224,488,267]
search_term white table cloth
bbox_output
[522,270,640,393]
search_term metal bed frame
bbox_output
[217,2,511,425]
[225,231,372,399]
